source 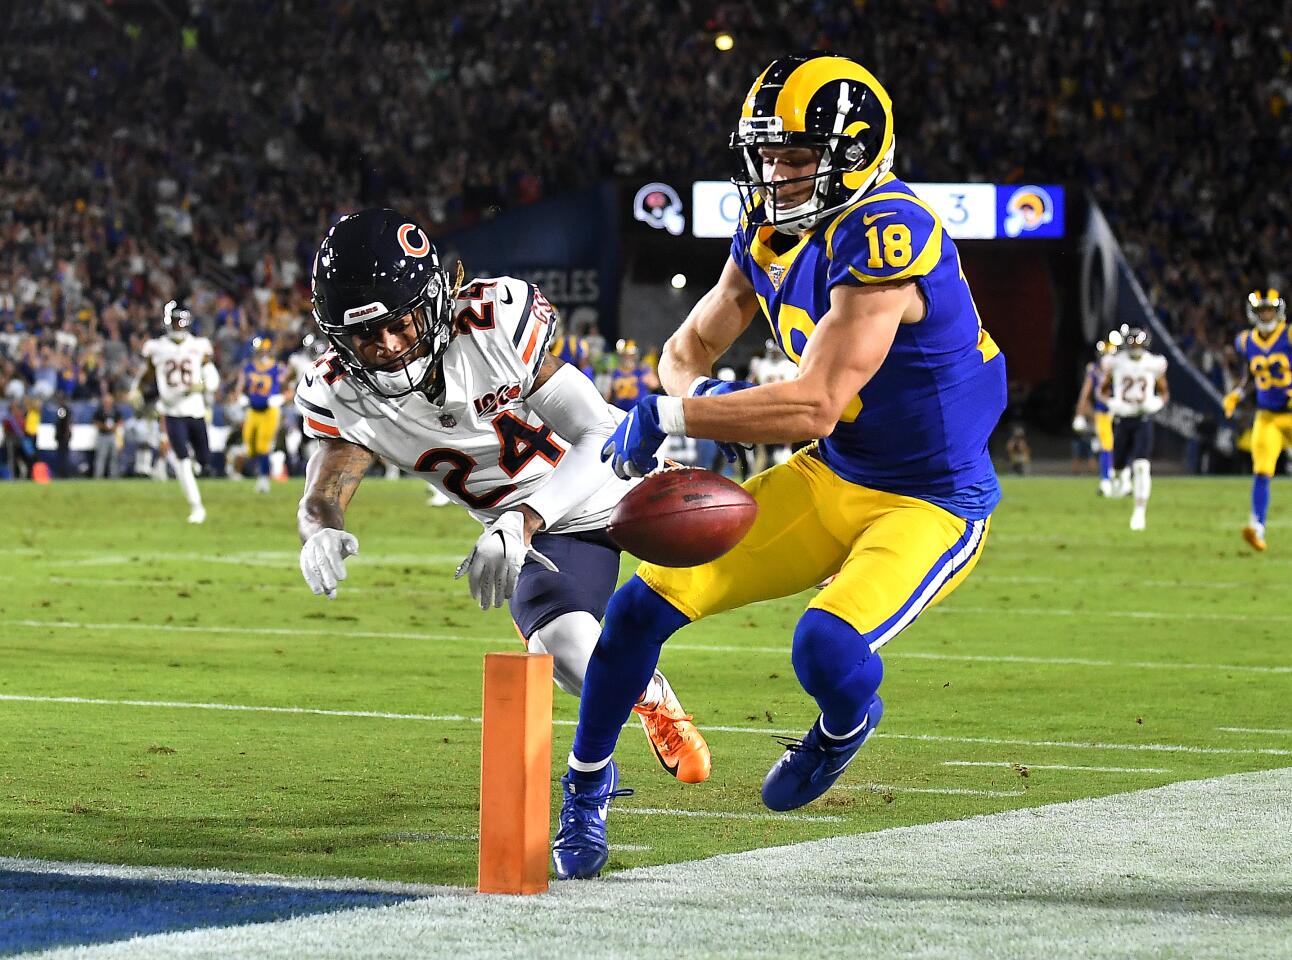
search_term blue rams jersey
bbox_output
[1235,324,1292,412]
[243,359,284,411]
[730,174,1007,519]
[553,334,595,380]
[609,366,652,411]
[1086,362,1108,413]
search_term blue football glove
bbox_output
[691,378,755,463]
[602,395,667,479]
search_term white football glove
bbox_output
[454,511,558,611]
[1071,414,1089,434]
[1105,397,1135,418]
[1142,395,1164,415]
[300,528,359,600]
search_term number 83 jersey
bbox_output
[731,173,1007,520]
[295,276,629,532]
[1235,323,1292,412]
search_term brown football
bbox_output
[607,468,758,567]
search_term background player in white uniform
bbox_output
[136,300,218,523]
[294,209,711,783]
[1099,326,1169,530]
[748,338,799,469]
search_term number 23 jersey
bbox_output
[731,174,1007,520]
[295,276,629,533]
[1099,351,1168,415]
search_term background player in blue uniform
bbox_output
[604,338,659,411]
[239,335,287,493]
[551,53,1007,879]
[1224,290,1292,551]
[1073,334,1119,495]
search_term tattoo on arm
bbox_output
[297,439,377,543]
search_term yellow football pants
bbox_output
[1094,412,1114,453]
[242,407,281,457]
[1252,410,1292,476]
[638,446,990,646]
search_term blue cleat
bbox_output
[761,697,884,811]
[551,759,633,880]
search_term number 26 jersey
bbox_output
[295,276,630,532]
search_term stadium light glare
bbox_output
[715,33,734,52]
[671,273,688,289]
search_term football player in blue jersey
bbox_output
[550,53,1007,879]
[1224,290,1292,551]
[239,335,288,493]
[1073,332,1120,496]
[604,338,659,411]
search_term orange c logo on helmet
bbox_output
[397,223,430,258]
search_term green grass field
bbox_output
[1,475,1289,888]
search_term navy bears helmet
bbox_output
[311,209,453,399]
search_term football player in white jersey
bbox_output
[137,301,218,523]
[1098,326,1169,530]
[294,210,711,783]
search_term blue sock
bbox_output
[1098,451,1113,480]
[257,453,270,477]
[1253,474,1271,525]
[792,609,884,738]
[571,576,689,767]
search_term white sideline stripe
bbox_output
[0,856,460,898]
[619,807,843,823]
[842,783,1026,798]
[942,761,1172,774]
[7,618,1291,675]
[30,767,1292,960]
[1216,726,1292,735]
[5,693,1291,757]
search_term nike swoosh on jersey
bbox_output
[861,211,896,225]
[500,287,514,304]
[302,374,314,387]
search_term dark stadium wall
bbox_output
[961,245,1056,392]
[437,185,622,339]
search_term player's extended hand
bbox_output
[1142,395,1165,416]
[690,377,755,463]
[602,395,667,479]
[1222,390,1240,418]
[1071,414,1089,434]
[454,511,558,611]
[300,528,359,600]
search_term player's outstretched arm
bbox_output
[676,282,907,444]
[297,438,376,599]
[657,257,759,396]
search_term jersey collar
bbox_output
[1252,321,1286,352]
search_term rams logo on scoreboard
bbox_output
[1003,186,1055,238]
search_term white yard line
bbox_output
[942,761,1172,774]
[22,767,1292,960]
[4,693,1291,757]
[6,618,1291,675]
[1216,727,1292,735]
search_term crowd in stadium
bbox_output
[2,0,1288,477]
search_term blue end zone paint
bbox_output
[0,869,418,956]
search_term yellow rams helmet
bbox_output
[252,334,275,356]
[615,338,639,356]
[731,53,895,235]
[1245,289,1285,332]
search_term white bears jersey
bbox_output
[751,355,798,386]
[1100,350,1168,416]
[142,334,214,418]
[295,276,631,533]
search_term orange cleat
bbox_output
[633,672,711,784]
[1242,525,1267,552]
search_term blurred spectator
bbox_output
[92,392,125,478]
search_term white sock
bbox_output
[566,752,611,774]
[176,458,202,509]
[637,672,666,710]
[1132,459,1151,508]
